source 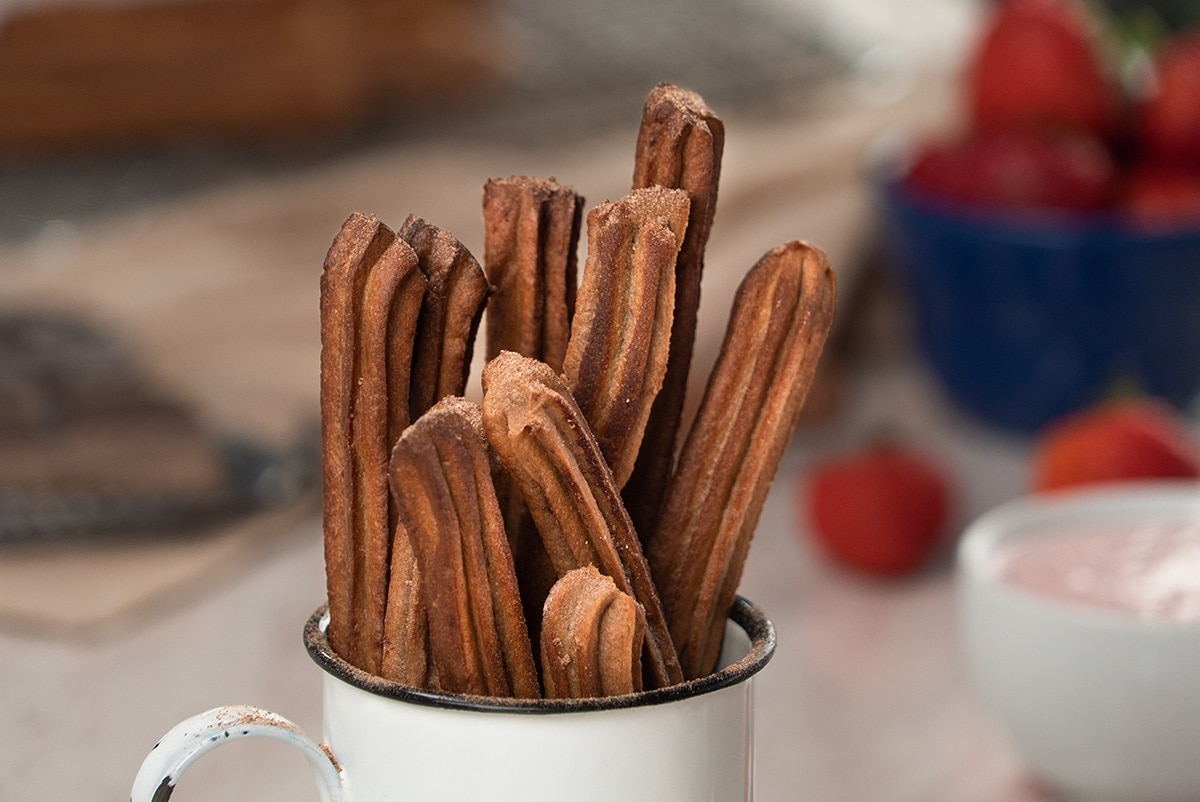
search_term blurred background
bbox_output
[1,0,1197,800]
[0,0,972,232]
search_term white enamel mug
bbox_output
[131,597,775,802]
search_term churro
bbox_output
[320,213,413,667]
[562,186,689,489]
[623,83,725,539]
[482,176,583,374]
[388,396,540,698]
[649,241,835,679]
[480,351,683,689]
[541,566,646,699]
[350,233,425,675]
[399,215,489,422]
[481,176,583,637]
[380,530,430,687]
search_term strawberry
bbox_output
[1033,398,1200,492]
[1120,160,1200,226]
[967,0,1120,138]
[905,128,1116,211]
[803,445,951,577]
[1136,32,1200,167]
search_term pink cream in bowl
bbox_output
[993,518,1200,625]
[959,483,1200,802]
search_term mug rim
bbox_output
[303,595,775,714]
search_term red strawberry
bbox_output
[1136,32,1200,167]
[1033,398,1200,492]
[905,128,1116,211]
[968,0,1119,138]
[804,445,951,577]
[1120,161,1200,226]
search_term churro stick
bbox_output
[383,250,430,445]
[388,396,540,698]
[481,352,683,689]
[650,242,836,679]
[319,212,396,666]
[563,186,689,489]
[400,216,490,421]
[377,237,430,684]
[350,233,425,676]
[481,176,583,634]
[482,176,583,374]
[623,83,725,539]
[380,529,430,687]
[541,566,646,699]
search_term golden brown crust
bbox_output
[380,526,430,687]
[482,176,583,374]
[480,351,683,689]
[400,215,490,421]
[623,83,725,540]
[649,241,836,679]
[379,253,436,686]
[562,186,690,490]
[481,177,583,637]
[540,565,646,699]
[319,212,396,666]
[378,248,431,683]
[350,235,423,675]
[388,396,540,698]
[384,256,429,447]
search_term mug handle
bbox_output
[130,704,343,802]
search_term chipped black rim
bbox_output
[303,597,775,714]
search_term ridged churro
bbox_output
[399,215,490,422]
[541,565,646,699]
[377,243,431,684]
[482,176,583,374]
[562,186,689,490]
[320,213,421,669]
[350,233,425,676]
[320,213,382,666]
[480,351,683,689]
[380,530,430,687]
[649,241,835,679]
[481,175,584,640]
[388,396,540,698]
[623,83,725,540]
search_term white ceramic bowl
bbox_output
[958,483,1200,802]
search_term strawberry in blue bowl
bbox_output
[881,0,1200,432]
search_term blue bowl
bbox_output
[880,181,1200,433]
